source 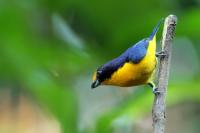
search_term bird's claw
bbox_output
[153,88,160,95]
[147,82,160,95]
[156,51,167,57]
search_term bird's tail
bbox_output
[149,18,164,40]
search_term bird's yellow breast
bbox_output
[103,37,157,87]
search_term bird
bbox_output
[91,19,164,94]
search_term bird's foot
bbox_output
[156,51,167,57]
[147,82,160,95]
[153,88,160,95]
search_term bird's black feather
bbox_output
[97,39,149,82]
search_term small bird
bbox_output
[91,19,164,94]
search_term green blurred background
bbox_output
[0,0,200,133]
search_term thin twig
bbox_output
[152,15,178,133]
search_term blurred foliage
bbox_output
[0,0,200,133]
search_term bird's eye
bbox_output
[97,71,100,75]
[97,70,102,77]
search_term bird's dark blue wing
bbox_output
[124,39,149,64]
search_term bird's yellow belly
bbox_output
[103,58,156,87]
[102,36,157,87]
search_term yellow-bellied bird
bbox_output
[91,19,164,94]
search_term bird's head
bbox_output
[91,69,103,89]
[91,59,119,88]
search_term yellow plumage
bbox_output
[102,36,157,87]
[91,19,163,92]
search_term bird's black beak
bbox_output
[91,79,101,89]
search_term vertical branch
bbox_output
[152,15,177,133]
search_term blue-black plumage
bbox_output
[92,19,163,89]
